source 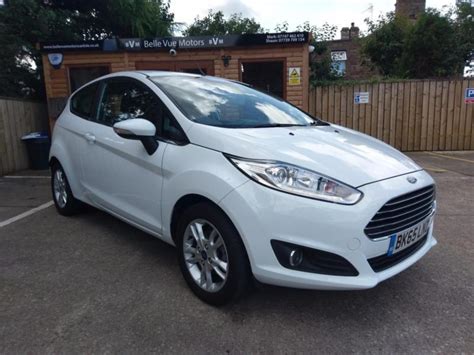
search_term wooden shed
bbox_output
[40,32,310,130]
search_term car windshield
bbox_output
[150,75,316,128]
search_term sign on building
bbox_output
[354,92,370,104]
[288,67,301,86]
[41,32,310,53]
[331,51,347,61]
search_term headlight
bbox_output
[227,156,363,205]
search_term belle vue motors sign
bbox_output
[40,32,309,52]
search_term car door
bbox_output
[62,81,101,193]
[80,77,174,234]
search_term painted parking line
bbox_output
[424,166,447,173]
[427,152,474,164]
[2,175,50,179]
[0,201,54,228]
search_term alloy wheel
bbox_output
[183,219,229,293]
[53,169,68,208]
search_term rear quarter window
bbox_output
[70,82,99,119]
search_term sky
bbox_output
[170,0,454,37]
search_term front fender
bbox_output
[161,144,248,242]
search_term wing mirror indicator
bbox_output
[113,119,158,155]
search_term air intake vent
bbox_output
[368,234,428,272]
[364,185,435,240]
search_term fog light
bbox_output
[289,249,303,267]
[271,240,359,276]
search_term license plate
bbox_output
[387,215,433,256]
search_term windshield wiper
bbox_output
[310,120,330,126]
[252,123,308,128]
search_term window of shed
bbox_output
[69,66,109,92]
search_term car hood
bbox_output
[187,123,421,187]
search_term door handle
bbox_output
[84,132,96,144]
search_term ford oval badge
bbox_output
[407,176,417,184]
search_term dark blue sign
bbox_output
[40,32,309,53]
[466,88,474,103]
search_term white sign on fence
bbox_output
[354,92,370,104]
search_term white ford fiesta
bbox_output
[50,71,437,305]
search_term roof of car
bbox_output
[95,70,203,81]
[71,70,247,96]
[137,70,201,77]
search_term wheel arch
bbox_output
[49,156,60,167]
[48,145,83,201]
[170,194,219,244]
[170,193,253,275]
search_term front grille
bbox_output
[364,185,435,240]
[368,234,428,272]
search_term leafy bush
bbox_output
[361,4,474,79]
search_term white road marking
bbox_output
[0,201,54,228]
[424,166,447,173]
[2,175,50,179]
[427,152,474,164]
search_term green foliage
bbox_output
[361,4,474,79]
[0,0,174,99]
[401,10,459,78]
[101,0,174,38]
[274,21,289,33]
[452,2,474,71]
[362,13,409,77]
[184,10,264,36]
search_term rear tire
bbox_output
[176,202,251,306]
[51,163,82,216]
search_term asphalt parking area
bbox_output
[1,152,473,353]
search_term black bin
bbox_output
[21,132,51,170]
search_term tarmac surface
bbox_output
[1,151,473,353]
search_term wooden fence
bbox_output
[0,97,48,175]
[309,79,474,151]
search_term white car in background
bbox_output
[50,71,437,305]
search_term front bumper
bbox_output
[218,169,437,290]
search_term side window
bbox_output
[162,108,187,143]
[96,79,161,127]
[70,82,99,119]
[96,78,188,144]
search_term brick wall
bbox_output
[395,0,426,20]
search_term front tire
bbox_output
[51,163,82,216]
[176,202,250,306]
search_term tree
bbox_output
[0,0,174,99]
[184,10,264,36]
[401,10,459,78]
[453,2,474,75]
[361,4,473,79]
[361,13,410,77]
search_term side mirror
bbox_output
[113,119,158,155]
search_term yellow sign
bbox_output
[288,67,301,86]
